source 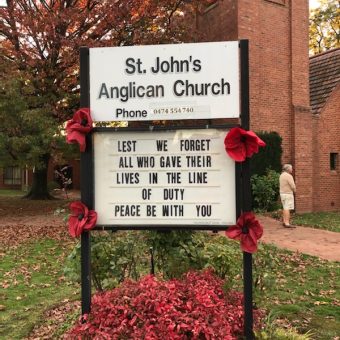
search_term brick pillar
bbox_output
[293,106,313,212]
[290,0,313,212]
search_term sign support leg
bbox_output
[243,252,254,339]
[81,231,91,315]
[241,159,254,340]
[79,46,93,316]
[240,39,254,339]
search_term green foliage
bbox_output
[250,131,282,176]
[64,231,243,290]
[251,170,280,212]
[309,0,340,55]
[203,235,241,289]
[0,74,69,170]
[146,230,208,279]
[65,232,151,291]
[249,131,282,212]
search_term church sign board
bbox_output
[94,128,236,228]
[89,41,240,122]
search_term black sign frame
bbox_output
[90,124,240,231]
[79,40,255,339]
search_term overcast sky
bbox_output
[309,0,321,10]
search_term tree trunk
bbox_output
[23,154,53,200]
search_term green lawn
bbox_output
[0,239,79,339]
[1,236,339,339]
[0,189,26,197]
[253,244,340,340]
[292,211,340,233]
[0,193,339,340]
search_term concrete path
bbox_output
[258,215,340,262]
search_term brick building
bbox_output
[0,159,80,192]
[310,48,340,211]
[197,0,339,212]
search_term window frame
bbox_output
[3,166,22,185]
[330,153,338,171]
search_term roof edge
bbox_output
[310,47,340,60]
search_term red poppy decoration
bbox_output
[66,108,93,152]
[68,201,97,238]
[224,127,266,162]
[226,212,263,253]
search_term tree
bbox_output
[0,0,210,199]
[0,55,71,198]
[309,0,340,54]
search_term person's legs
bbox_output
[281,194,295,227]
[282,209,290,225]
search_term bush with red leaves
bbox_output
[67,270,262,339]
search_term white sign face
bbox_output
[89,41,240,122]
[94,129,236,226]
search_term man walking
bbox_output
[279,164,296,228]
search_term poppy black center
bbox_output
[81,118,88,126]
[240,136,247,143]
[242,226,249,234]
[78,213,84,221]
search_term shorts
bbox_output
[280,193,294,210]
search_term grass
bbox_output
[1,233,339,339]
[0,192,338,339]
[0,239,79,339]
[253,243,340,340]
[60,235,339,340]
[0,189,26,197]
[292,212,340,233]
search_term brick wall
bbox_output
[290,0,313,212]
[293,106,313,212]
[238,0,293,159]
[197,0,238,42]
[238,0,313,213]
[313,85,340,211]
[197,0,313,212]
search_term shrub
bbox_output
[250,131,282,176]
[67,270,263,339]
[203,235,240,289]
[64,232,151,290]
[146,230,207,279]
[64,231,211,290]
[251,170,280,212]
